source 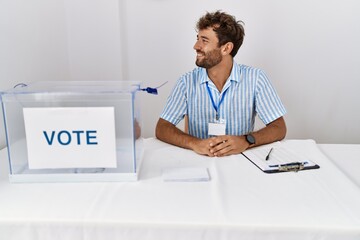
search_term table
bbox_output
[0,138,360,240]
[318,144,360,187]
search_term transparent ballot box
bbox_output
[0,81,143,182]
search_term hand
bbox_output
[190,137,218,157]
[208,135,250,157]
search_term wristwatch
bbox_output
[245,134,256,145]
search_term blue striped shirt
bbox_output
[160,62,286,139]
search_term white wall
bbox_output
[123,0,360,144]
[0,0,66,148]
[1,0,360,148]
[0,0,123,148]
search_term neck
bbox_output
[207,57,233,92]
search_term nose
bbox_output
[193,40,201,51]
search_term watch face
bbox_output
[246,134,255,144]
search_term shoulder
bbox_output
[235,63,264,76]
[236,63,271,85]
[180,67,205,80]
[231,63,266,86]
[177,67,206,85]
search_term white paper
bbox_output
[242,142,317,171]
[23,107,117,169]
[162,167,210,182]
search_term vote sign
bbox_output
[23,107,117,169]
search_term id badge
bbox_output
[208,119,226,136]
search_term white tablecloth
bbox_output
[0,139,360,240]
[318,144,360,187]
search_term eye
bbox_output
[201,38,209,44]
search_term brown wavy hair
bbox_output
[196,11,245,57]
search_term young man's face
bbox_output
[193,27,222,69]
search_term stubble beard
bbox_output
[195,48,222,69]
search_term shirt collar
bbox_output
[199,61,240,85]
[228,61,240,83]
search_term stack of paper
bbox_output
[162,167,210,182]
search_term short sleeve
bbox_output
[160,78,188,125]
[255,70,286,124]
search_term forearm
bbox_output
[155,118,199,150]
[207,117,286,157]
[251,117,287,148]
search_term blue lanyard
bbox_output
[206,82,228,120]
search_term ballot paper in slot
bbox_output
[242,142,320,173]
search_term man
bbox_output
[156,11,286,157]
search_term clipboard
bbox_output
[242,142,320,173]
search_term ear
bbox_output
[221,42,234,56]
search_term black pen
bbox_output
[265,147,273,161]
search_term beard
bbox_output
[195,48,222,69]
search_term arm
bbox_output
[207,68,288,156]
[156,118,216,156]
[209,116,287,157]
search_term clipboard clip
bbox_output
[278,162,305,172]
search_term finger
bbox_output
[213,144,233,157]
[208,137,218,147]
[207,150,215,157]
[209,137,227,148]
[206,146,215,157]
[211,140,230,154]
